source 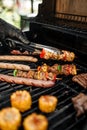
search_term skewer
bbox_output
[8,72,62,81]
[48,77,62,81]
[37,63,78,76]
[10,47,76,62]
[8,70,62,81]
[8,68,37,75]
[56,77,62,80]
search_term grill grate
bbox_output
[0,58,87,130]
[35,16,87,35]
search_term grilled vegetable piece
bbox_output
[0,107,21,130]
[38,95,58,113]
[0,74,55,88]
[40,49,75,61]
[23,113,48,130]
[11,90,32,112]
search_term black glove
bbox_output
[0,18,29,44]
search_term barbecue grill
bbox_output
[0,0,87,130]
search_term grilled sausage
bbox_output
[0,74,55,88]
[0,55,38,62]
[0,62,30,71]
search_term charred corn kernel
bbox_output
[10,90,32,112]
[39,95,58,113]
[0,107,21,130]
[23,113,48,130]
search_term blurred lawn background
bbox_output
[0,0,42,29]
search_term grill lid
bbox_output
[23,0,87,64]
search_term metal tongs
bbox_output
[4,38,36,53]
[29,42,61,54]
[4,38,61,55]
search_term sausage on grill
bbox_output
[0,62,30,71]
[0,55,38,62]
[0,74,55,88]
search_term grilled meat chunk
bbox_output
[72,73,87,89]
[72,93,87,117]
[11,49,41,55]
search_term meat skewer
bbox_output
[37,63,77,75]
[11,48,75,62]
[13,70,57,81]
[40,49,75,61]
[0,62,30,71]
[0,74,55,88]
[9,63,77,81]
[11,63,77,81]
[30,42,75,61]
[0,55,38,62]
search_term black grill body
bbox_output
[0,0,87,130]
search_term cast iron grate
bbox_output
[35,16,87,35]
[0,58,87,130]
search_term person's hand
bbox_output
[0,18,29,44]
